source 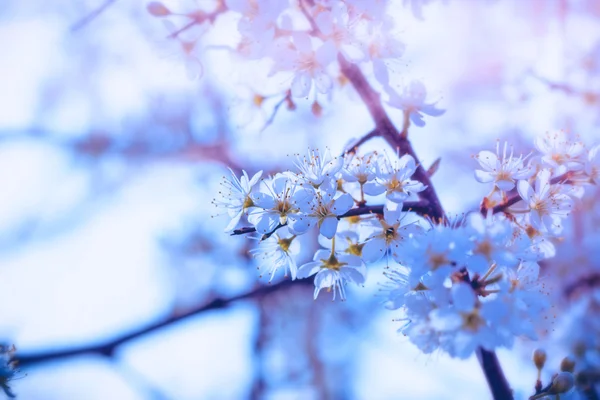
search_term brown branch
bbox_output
[230,201,431,236]
[338,53,512,399]
[17,279,311,367]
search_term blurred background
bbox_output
[1,0,600,398]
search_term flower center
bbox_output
[461,310,484,332]
[320,254,348,271]
[428,251,449,270]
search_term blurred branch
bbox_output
[17,279,311,367]
[71,0,118,32]
[564,273,600,298]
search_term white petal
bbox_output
[474,170,495,184]
[477,150,499,171]
[362,237,387,263]
[363,182,386,196]
[517,180,534,202]
[291,72,312,98]
[495,179,515,191]
[319,216,339,239]
[297,261,321,279]
[452,283,476,312]
[332,193,354,215]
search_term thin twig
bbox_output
[341,128,379,156]
[70,0,118,32]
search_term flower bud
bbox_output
[532,348,547,370]
[147,2,171,17]
[549,371,575,394]
[560,356,576,373]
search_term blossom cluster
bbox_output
[148,0,444,125]
[214,131,599,359]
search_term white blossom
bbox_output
[296,189,354,238]
[274,33,337,98]
[386,80,445,127]
[517,169,574,231]
[249,174,313,234]
[249,229,300,281]
[534,131,586,175]
[363,153,426,203]
[297,248,366,300]
[213,168,262,232]
[362,207,421,263]
[474,141,534,191]
[295,148,344,189]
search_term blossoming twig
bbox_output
[230,201,431,237]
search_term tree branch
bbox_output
[477,348,514,400]
[230,201,431,237]
[337,55,446,223]
[564,273,600,298]
[17,279,311,366]
[338,54,512,399]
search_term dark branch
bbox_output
[338,54,512,399]
[230,201,431,236]
[564,273,600,298]
[17,279,311,366]
[477,348,514,400]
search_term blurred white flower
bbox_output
[534,131,586,175]
[273,33,337,98]
[386,80,445,127]
[586,143,600,183]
